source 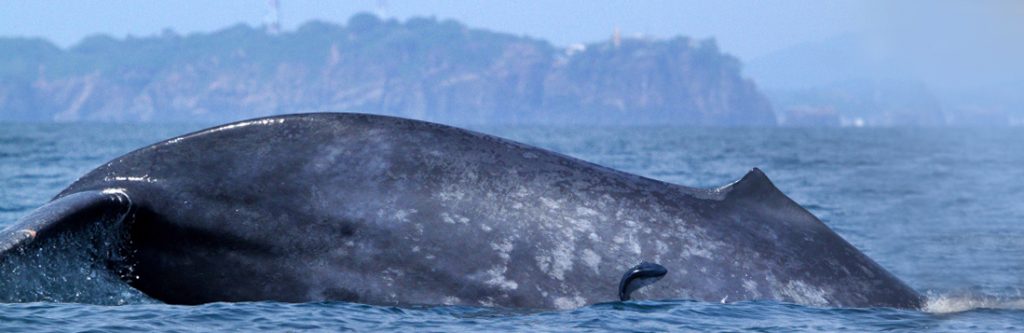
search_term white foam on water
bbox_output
[923,294,1024,314]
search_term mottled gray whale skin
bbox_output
[0,113,922,309]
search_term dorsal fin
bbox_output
[713,167,797,204]
[729,168,778,196]
[718,167,831,230]
[0,189,131,255]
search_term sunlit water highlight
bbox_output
[1,123,1023,331]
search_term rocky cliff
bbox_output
[0,14,775,125]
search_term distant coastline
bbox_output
[0,13,774,126]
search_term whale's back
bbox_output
[7,113,920,308]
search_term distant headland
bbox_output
[0,13,775,125]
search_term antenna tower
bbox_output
[265,0,281,34]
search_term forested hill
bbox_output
[0,13,775,125]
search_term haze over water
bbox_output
[3,1,1023,125]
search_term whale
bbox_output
[0,113,923,309]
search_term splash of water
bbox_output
[0,217,152,305]
[923,292,1024,314]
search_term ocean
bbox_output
[1,122,1022,332]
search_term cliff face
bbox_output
[0,14,775,125]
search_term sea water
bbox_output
[1,122,1022,332]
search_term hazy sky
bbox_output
[2,0,870,61]
[2,0,1021,89]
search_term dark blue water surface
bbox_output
[1,122,1023,332]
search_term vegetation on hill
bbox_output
[0,13,774,125]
